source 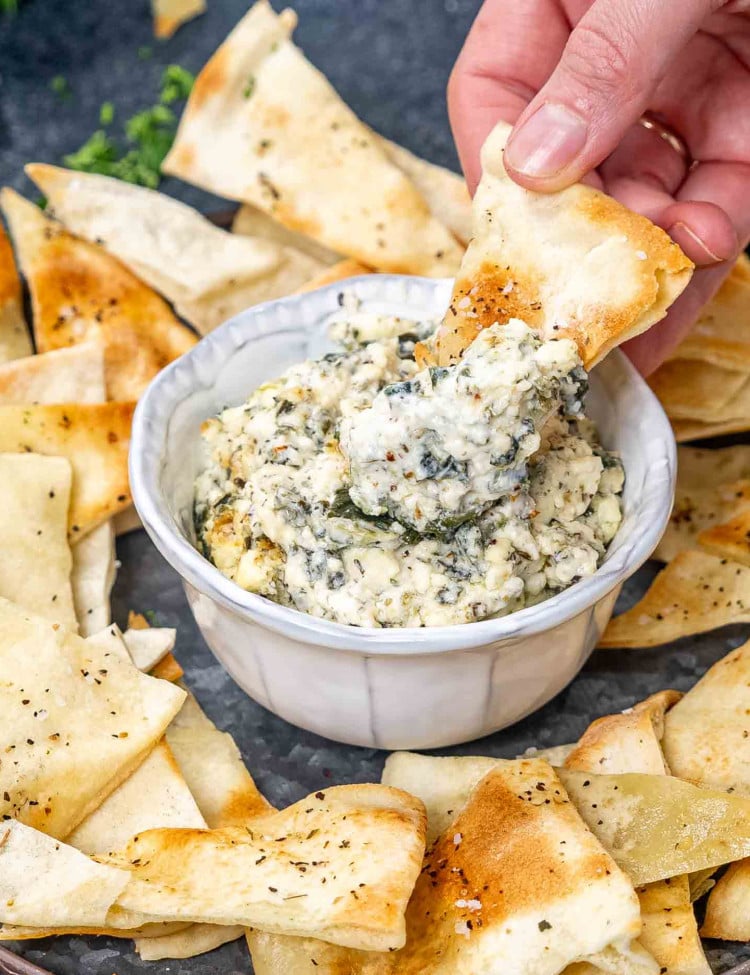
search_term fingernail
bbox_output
[667,221,728,265]
[505,102,588,179]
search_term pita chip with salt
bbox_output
[434,121,692,368]
[0,342,106,405]
[1,187,197,400]
[697,509,750,566]
[152,0,205,38]
[0,223,32,363]
[26,164,325,335]
[598,550,750,648]
[163,1,462,276]
[0,401,133,539]
[0,453,76,627]
[0,600,185,839]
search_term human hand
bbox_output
[448,0,750,374]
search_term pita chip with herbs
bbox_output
[0,342,106,406]
[0,222,32,364]
[0,600,185,839]
[1,187,197,400]
[163,1,463,276]
[27,164,324,335]
[0,453,76,627]
[598,550,750,648]
[434,121,692,368]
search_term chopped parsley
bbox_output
[243,75,256,99]
[0,0,18,14]
[50,75,71,100]
[62,63,194,189]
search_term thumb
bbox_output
[503,0,713,191]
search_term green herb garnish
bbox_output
[160,64,195,104]
[50,75,71,100]
[0,0,18,15]
[99,101,114,126]
[243,75,256,99]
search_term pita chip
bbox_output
[152,0,205,38]
[0,223,32,363]
[0,601,185,839]
[518,742,576,766]
[0,342,106,405]
[104,784,425,949]
[232,203,341,265]
[295,258,372,293]
[698,508,750,566]
[635,876,710,975]
[1,187,197,399]
[151,652,184,681]
[434,123,691,367]
[0,401,133,538]
[114,505,142,536]
[598,550,750,648]
[27,164,324,335]
[163,2,462,276]
[648,358,750,423]
[136,923,245,961]
[122,626,176,671]
[672,415,750,441]
[0,453,76,626]
[674,445,750,494]
[0,821,129,928]
[71,520,116,636]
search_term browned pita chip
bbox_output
[434,122,692,368]
[698,509,750,566]
[0,223,32,363]
[636,876,709,975]
[152,0,205,38]
[163,2,462,276]
[151,653,184,682]
[648,359,750,423]
[672,415,750,442]
[1,188,196,400]
[598,550,750,648]
[0,402,133,538]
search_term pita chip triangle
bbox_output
[674,445,750,495]
[122,625,176,672]
[232,202,341,265]
[71,520,116,636]
[0,342,106,405]
[0,601,185,840]
[0,401,133,539]
[434,121,692,368]
[163,1,462,276]
[697,508,750,566]
[0,222,32,363]
[1,187,197,400]
[26,164,324,336]
[648,358,750,423]
[0,453,76,627]
[152,0,205,38]
[564,693,710,975]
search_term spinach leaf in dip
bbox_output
[194,311,623,628]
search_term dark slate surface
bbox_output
[1,2,748,973]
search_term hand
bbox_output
[448,0,750,374]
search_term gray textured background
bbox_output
[1,1,748,972]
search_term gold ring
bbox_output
[638,114,690,162]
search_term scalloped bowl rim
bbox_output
[130,274,676,656]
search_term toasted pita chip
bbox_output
[163,2,462,276]
[0,401,133,539]
[0,821,130,928]
[103,785,425,949]
[649,358,750,422]
[151,653,184,681]
[434,122,692,368]
[697,508,750,566]
[0,223,32,363]
[122,626,176,671]
[635,876,710,975]
[0,602,185,838]
[701,860,750,940]
[295,258,372,293]
[136,923,245,961]
[564,691,680,775]
[1,188,197,399]
[166,690,272,827]
[598,550,750,648]
[232,203,341,265]
[0,342,106,404]
[71,520,116,636]
[152,0,205,38]
[672,415,750,442]
[669,257,750,371]
[0,453,76,626]
[688,869,716,902]
[27,165,325,335]
[114,505,142,535]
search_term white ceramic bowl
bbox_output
[131,275,675,750]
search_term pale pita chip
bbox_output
[598,550,750,648]
[0,453,76,626]
[0,601,185,839]
[0,821,130,928]
[123,626,176,671]
[648,358,750,422]
[701,860,750,940]
[698,508,750,566]
[674,445,750,494]
[232,203,341,265]
[0,401,133,539]
[0,342,106,405]
[104,784,425,949]
[163,2,462,276]
[0,223,32,363]
[71,520,116,636]
[672,415,750,442]
[152,0,205,38]
[669,256,750,371]
[295,258,372,293]
[434,121,692,368]
[1,188,197,400]
[27,164,325,335]
[136,923,245,961]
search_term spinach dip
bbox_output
[194,307,624,627]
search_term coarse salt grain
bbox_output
[453,832,462,847]
[455,921,471,939]
[455,898,482,911]
[636,250,648,260]
[502,281,515,295]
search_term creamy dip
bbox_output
[194,308,624,627]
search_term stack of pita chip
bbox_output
[648,254,750,442]
[601,444,750,648]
